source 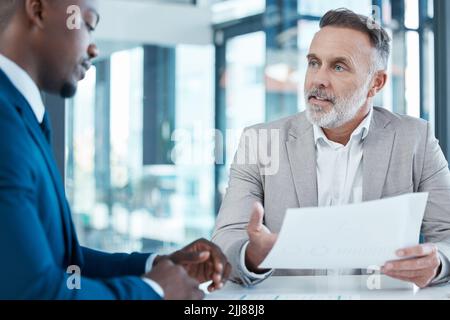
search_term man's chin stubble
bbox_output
[59,82,77,98]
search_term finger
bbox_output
[223,262,232,283]
[174,251,210,265]
[205,269,223,292]
[199,260,212,285]
[396,243,436,258]
[213,256,223,275]
[384,270,435,287]
[213,272,222,286]
[210,263,231,291]
[195,240,227,275]
[192,256,204,281]
[212,261,232,290]
[207,282,216,292]
[208,275,224,292]
[248,202,264,233]
[383,269,423,279]
[206,245,227,280]
[197,262,209,282]
[384,272,416,283]
[383,254,440,271]
[196,260,213,290]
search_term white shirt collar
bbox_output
[313,107,373,147]
[0,54,45,123]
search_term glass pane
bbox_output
[424,31,436,132]
[218,31,266,196]
[212,0,265,24]
[423,29,435,130]
[109,48,144,251]
[225,31,266,134]
[405,0,420,29]
[405,31,421,118]
[298,0,373,16]
[375,28,393,113]
[297,20,320,113]
[173,45,215,240]
[67,44,215,254]
[66,68,97,242]
[428,0,434,18]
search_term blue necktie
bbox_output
[40,112,52,145]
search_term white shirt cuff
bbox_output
[432,251,450,284]
[142,253,165,298]
[145,253,159,273]
[141,277,165,298]
[239,241,273,280]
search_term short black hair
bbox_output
[320,8,391,70]
[0,0,20,30]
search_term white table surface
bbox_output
[205,275,450,300]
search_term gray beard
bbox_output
[305,83,370,129]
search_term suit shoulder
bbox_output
[374,107,428,133]
[0,94,26,129]
[0,93,32,153]
[244,113,304,132]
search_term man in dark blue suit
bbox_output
[0,0,231,299]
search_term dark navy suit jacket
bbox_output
[0,69,161,299]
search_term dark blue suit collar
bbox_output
[0,68,83,267]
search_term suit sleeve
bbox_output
[418,122,450,284]
[212,128,269,285]
[81,247,151,279]
[0,100,160,299]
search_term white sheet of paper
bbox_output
[260,193,429,269]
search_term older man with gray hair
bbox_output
[212,8,450,288]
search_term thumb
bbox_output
[248,202,264,233]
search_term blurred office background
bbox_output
[43,0,450,255]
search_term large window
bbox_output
[67,43,214,253]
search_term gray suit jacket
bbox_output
[212,107,450,285]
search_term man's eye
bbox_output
[308,61,319,68]
[334,65,345,72]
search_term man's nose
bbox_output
[88,43,99,60]
[310,66,331,88]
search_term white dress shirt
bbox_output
[0,53,164,298]
[314,108,372,207]
[0,54,45,123]
[142,254,164,298]
[239,110,372,280]
[240,107,448,283]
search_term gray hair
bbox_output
[319,8,391,71]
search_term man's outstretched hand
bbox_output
[245,202,278,273]
[154,238,231,292]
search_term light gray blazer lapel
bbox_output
[285,115,318,208]
[285,109,396,207]
[362,109,396,201]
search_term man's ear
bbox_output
[24,0,46,29]
[367,71,388,98]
